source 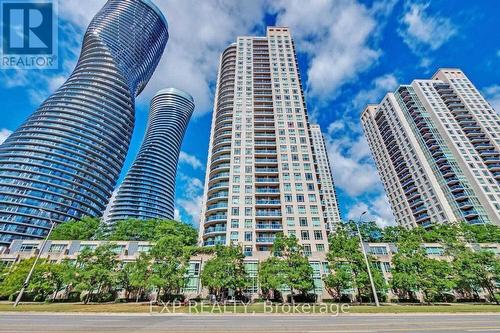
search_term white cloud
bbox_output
[179,151,203,170]
[399,2,456,54]
[325,134,381,197]
[270,0,393,100]
[174,208,181,221]
[0,128,13,144]
[177,196,203,227]
[175,173,204,225]
[347,195,394,226]
[352,73,398,110]
[483,85,500,113]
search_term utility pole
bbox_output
[355,211,380,307]
[13,209,56,307]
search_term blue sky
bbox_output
[0,0,499,227]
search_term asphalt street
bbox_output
[0,313,499,333]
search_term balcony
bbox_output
[453,192,468,201]
[210,163,230,172]
[204,227,227,235]
[207,191,228,202]
[209,172,230,182]
[211,154,231,164]
[206,202,228,212]
[205,214,228,223]
[255,149,277,155]
[256,210,282,217]
[256,237,276,244]
[255,177,279,183]
[204,239,226,246]
[483,157,500,164]
[255,199,281,206]
[255,223,283,230]
[255,158,278,164]
[457,200,473,210]
[254,141,276,147]
[255,167,279,173]
[207,182,229,192]
[255,187,280,194]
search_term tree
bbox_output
[0,259,73,301]
[270,234,314,303]
[127,253,152,302]
[327,224,387,303]
[258,257,285,301]
[50,216,103,240]
[201,245,248,302]
[389,229,426,301]
[323,264,352,301]
[108,219,198,243]
[74,244,119,303]
[420,258,456,302]
[148,236,190,301]
[452,246,500,303]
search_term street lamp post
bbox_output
[13,209,56,307]
[355,211,380,307]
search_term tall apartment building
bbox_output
[107,88,194,225]
[199,27,330,257]
[310,124,341,230]
[0,0,168,245]
[362,68,500,228]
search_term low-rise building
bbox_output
[1,240,498,301]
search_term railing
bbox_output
[255,224,283,230]
[256,210,282,216]
[256,237,276,243]
[204,227,227,234]
[206,215,227,222]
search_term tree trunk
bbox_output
[136,288,141,303]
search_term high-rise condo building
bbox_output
[199,27,330,257]
[106,88,194,224]
[361,68,500,228]
[310,124,342,230]
[0,0,168,245]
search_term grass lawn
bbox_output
[0,302,499,314]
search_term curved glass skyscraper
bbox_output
[0,0,168,245]
[106,88,194,224]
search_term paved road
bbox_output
[0,313,499,332]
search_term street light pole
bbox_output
[355,211,380,307]
[13,209,56,307]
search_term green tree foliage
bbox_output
[201,245,248,301]
[323,265,352,301]
[50,216,103,240]
[267,234,314,303]
[258,257,285,301]
[50,217,198,243]
[73,244,119,303]
[148,235,191,301]
[108,219,198,244]
[453,249,499,304]
[118,253,152,302]
[0,259,74,301]
[326,224,387,303]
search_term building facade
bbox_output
[2,239,498,301]
[199,27,330,256]
[0,0,169,246]
[106,88,194,225]
[362,68,500,228]
[310,124,342,231]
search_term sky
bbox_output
[0,0,499,228]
